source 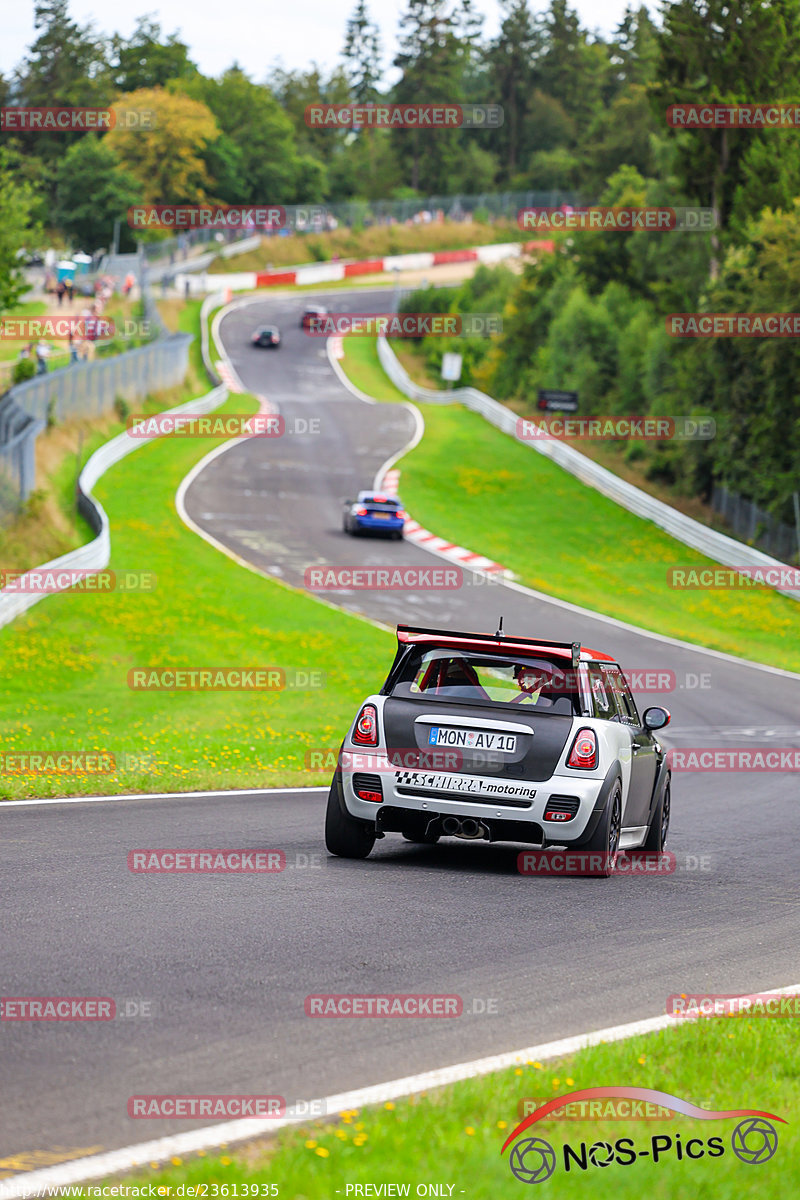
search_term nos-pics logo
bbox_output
[501,1087,782,1184]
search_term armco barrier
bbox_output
[0,384,227,631]
[176,239,555,296]
[376,337,800,604]
[200,290,230,385]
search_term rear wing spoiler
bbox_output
[395,624,582,669]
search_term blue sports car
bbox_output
[342,491,406,540]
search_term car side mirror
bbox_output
[343,499,353,506]
[643,706,670,730]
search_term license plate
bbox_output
[373,513,392,519]
[427,727,518,752]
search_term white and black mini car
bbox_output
[325,624,671,876]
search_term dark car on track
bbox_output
[300,304,328,330]
[342,491,406,539]
[325,624,672,875]
[251,325,281,348]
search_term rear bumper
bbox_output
[340,760,606,842]
[353,516,404,533]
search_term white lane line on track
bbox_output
[0,786,329,808]
[3,982,799,1195]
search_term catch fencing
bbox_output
[0,396,44,524]
[711,484,799,564]
[0,255,189,519]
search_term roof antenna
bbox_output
[495,615,504,638]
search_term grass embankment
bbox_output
[206,219,528,273]
[340,336,800,671]
[105,1018,798,1199]
[0,387,391,799]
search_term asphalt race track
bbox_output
[2,287,799,1170]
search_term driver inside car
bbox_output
[511,663,551,704]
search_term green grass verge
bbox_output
[102,1018,798,1198]
[340,338,800,671]
[0,389,391,799]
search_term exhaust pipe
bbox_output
[441,816,486,840]
[458,818,484,839]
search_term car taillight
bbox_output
[567,728,598,769]
[352,704,378,746]
[396,510,406,519]
[356,507,368,516]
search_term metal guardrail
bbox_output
[0,384,228,631]
[377,337,800,604]
[200,291,229,385]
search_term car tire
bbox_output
[642,776,670,852]
[580,781,622,878]
[325,772,375,859]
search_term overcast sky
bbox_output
[2,0,656,83]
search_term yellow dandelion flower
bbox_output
[315,1147,330,1158]
[384,1101,395,1110]
[305,1140,317,1149]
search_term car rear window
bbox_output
[363,497,401,510]
[390,648,582,714]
